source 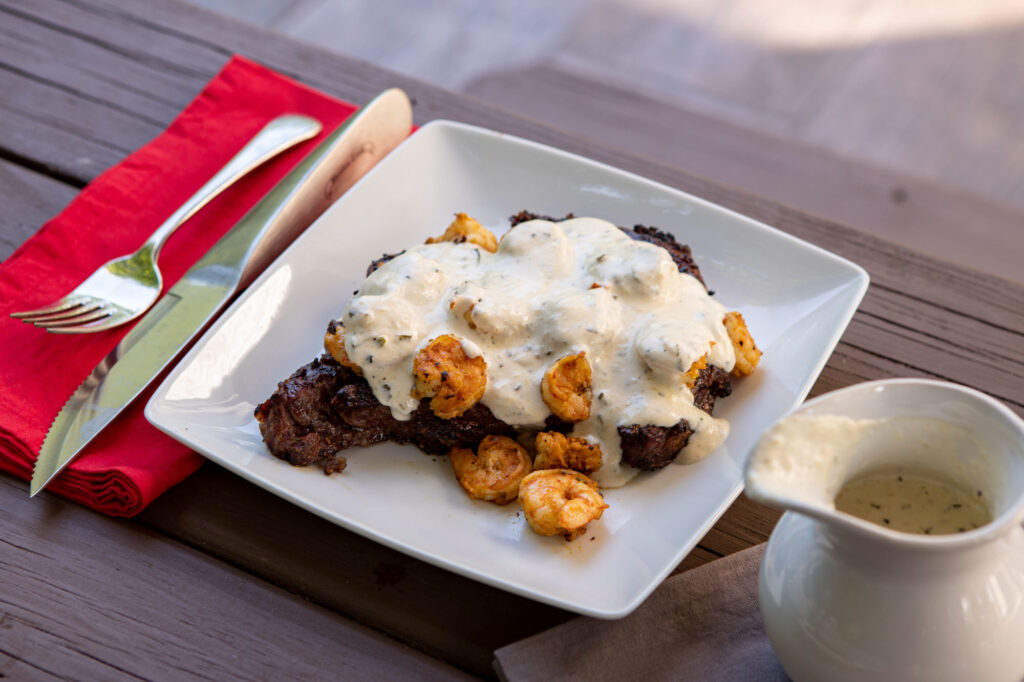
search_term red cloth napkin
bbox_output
[0,55,362,516]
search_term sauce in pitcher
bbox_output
[835,472,991,535]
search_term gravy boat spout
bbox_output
[744,379,1024,682]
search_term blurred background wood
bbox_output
[188,0,1024,282]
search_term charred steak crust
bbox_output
[254,356,354,474]
[256,211,732,473]
[626,224,704,288]
[256,355,516,473]
[509,210,575,225]
[617,423,693,472]
[618,365,732,471]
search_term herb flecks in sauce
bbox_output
[835,472,991,535]
[342,217,736,487]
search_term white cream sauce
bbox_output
[835,472,991,535]
[342,217,735,487]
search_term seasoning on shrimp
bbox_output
[324,320,362,375]
[427,212,498,253]
[541,352,592,423]
[450,435,532,505]
[534,431,602,475]
[412,334,487,419]
[723,311,761,377]
[518,469,608,540]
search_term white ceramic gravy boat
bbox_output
[745,379,1024,682]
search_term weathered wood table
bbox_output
[3,1,1022,679]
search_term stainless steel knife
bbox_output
[31,88,414,496]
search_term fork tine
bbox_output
[36,308,111,329]
[47,315,129,335]
[24,303,102,324]
[10,299,84,319]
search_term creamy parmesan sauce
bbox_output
[835,472,991,535]
[342,217,735,487]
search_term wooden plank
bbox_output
[0,66,139,183]
[3,0,228,76]
[0,0,222,182]
[0,160,78,260]
[862,285,1023,365]
[136,466,776,672]
[844,310,1022,409]
[138,464,571,678]
[779,213,1024,335]
[0,5,199,121]
[674,545,723,573]
[0,473,473,681]
[0,0,564,184]
[465,64,1024,285]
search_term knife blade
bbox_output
[31,88,413,496]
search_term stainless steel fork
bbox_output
[11,114,322,334]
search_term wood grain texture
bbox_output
[466,65,1024,285]
[546,1,1024,214]
[193,0,1024,217]
[138,465,571,678]
[1,0,1023,677]
[0,474,473,681]
[0,160,77,260]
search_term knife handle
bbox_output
[195,88,413,294]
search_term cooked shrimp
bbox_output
[723,311,761,377]
[450,435,532,505]
[412,334,487,419]
[541,352,592,423]
[426,212,498,253]
[683,353,708,389]
[534,431,602,475]
[518,469,608,540]
[323,320,362,375]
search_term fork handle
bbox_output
[142,114,322,260]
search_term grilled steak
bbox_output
[255,355,517,474]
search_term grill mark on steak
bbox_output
[256,355,516,473]
[256,212,731,474]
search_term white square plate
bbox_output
[146,121,868,618]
